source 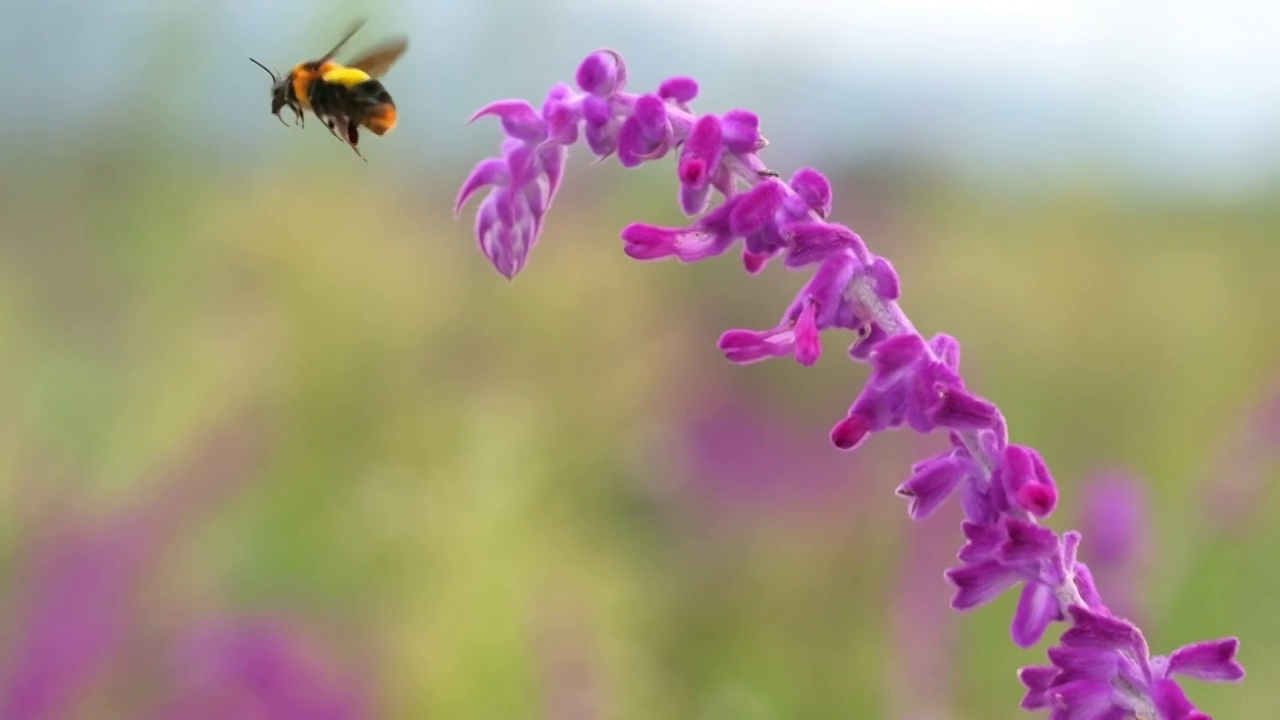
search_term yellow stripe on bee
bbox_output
[320,65,372,87]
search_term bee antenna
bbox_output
[248,57,279,82]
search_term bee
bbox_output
[249,19,408,161]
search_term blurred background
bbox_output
[1,0,1278,717]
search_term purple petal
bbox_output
[1047,646,1120,682]
[544,109,579,145]
[789,168,832,217]
[742,228,785,260]
[742,250,770,275]
[1017,482,1059,517]
[718,327,794,365]
[793,301,821,366]
[829,412,872,451]
[718,294,820,367]
[518,175,550,221]
[1045,679,1121,720]
[957,521,1003,563]
[678,159,712,193]
[711,165,736,198]
[658,76,699,103]
[617,119,654,167]
[576,49,626,96]
[930,334,961,370]
[537,143,568,199]
[468,99,546,142]
[997,518,1059,563]
[1072,562,1106,612]
[1012,581,1060,647]
[867,256,900,298]
[866,333,929,381]
[996,445,1036,493]
[1062,530,1082,569]
[945,559,1021,610]
[848,323,889,361]
[581,95,613,126]
[847,381,910,435]
[995,444,1059,517]
[620,222,734,263]
[895,454,968,520]
[728,180,786,236]
[490,182,518,225]
[582,96,618,156]
[928,385,1002,431]
[782,222,863,268]
[679,182,713,216]
[486,225,522,279]
[959,481,1000,526]
[1167,638,1245,682]
[1024,448,1054,509]
[585,119,618,157]
[799,251,859,323]
[1151,678,1211,720]
[678,115,723,190]
[503,141,538,186]
[617,94,671,167]
[1061,607,1145,653]
[1018,665,1058,709]
[720,109,762,152]
[475,197,529,280]
[454,158,510,216]
[541,85,581,145]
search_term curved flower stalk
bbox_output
[454,49,1245,718]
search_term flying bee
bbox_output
[249,19,408,161]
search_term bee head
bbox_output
[269,81,289,116]
[250,58,296,124]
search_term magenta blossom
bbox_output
[455,49,1245,717]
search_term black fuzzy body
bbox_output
[307,77,396,146]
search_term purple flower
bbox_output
[455,88,572,279]
[0,412,267,719]
[1080,471,1149,621]
[0,520,154,720]
[455,51,872,281]
[153,618,369,720]
[1019,607,1243,719]
[455,48,1246,716]
[889,484,962,718]
[828,333,1001,451]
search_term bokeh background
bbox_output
[2,0,1278,717]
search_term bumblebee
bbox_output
[250,19,407,160]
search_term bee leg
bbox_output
[322,115,344,141]
[282,101,303,128]
[345,121,367,162]
[273,111,290,127]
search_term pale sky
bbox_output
[543,0,1280,193]
[4,0,1276,192]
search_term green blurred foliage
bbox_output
[1,127,1278,720]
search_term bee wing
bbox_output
[347,37,409,79]
[318,18,367,63]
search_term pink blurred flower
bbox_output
[151,618,370,720]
